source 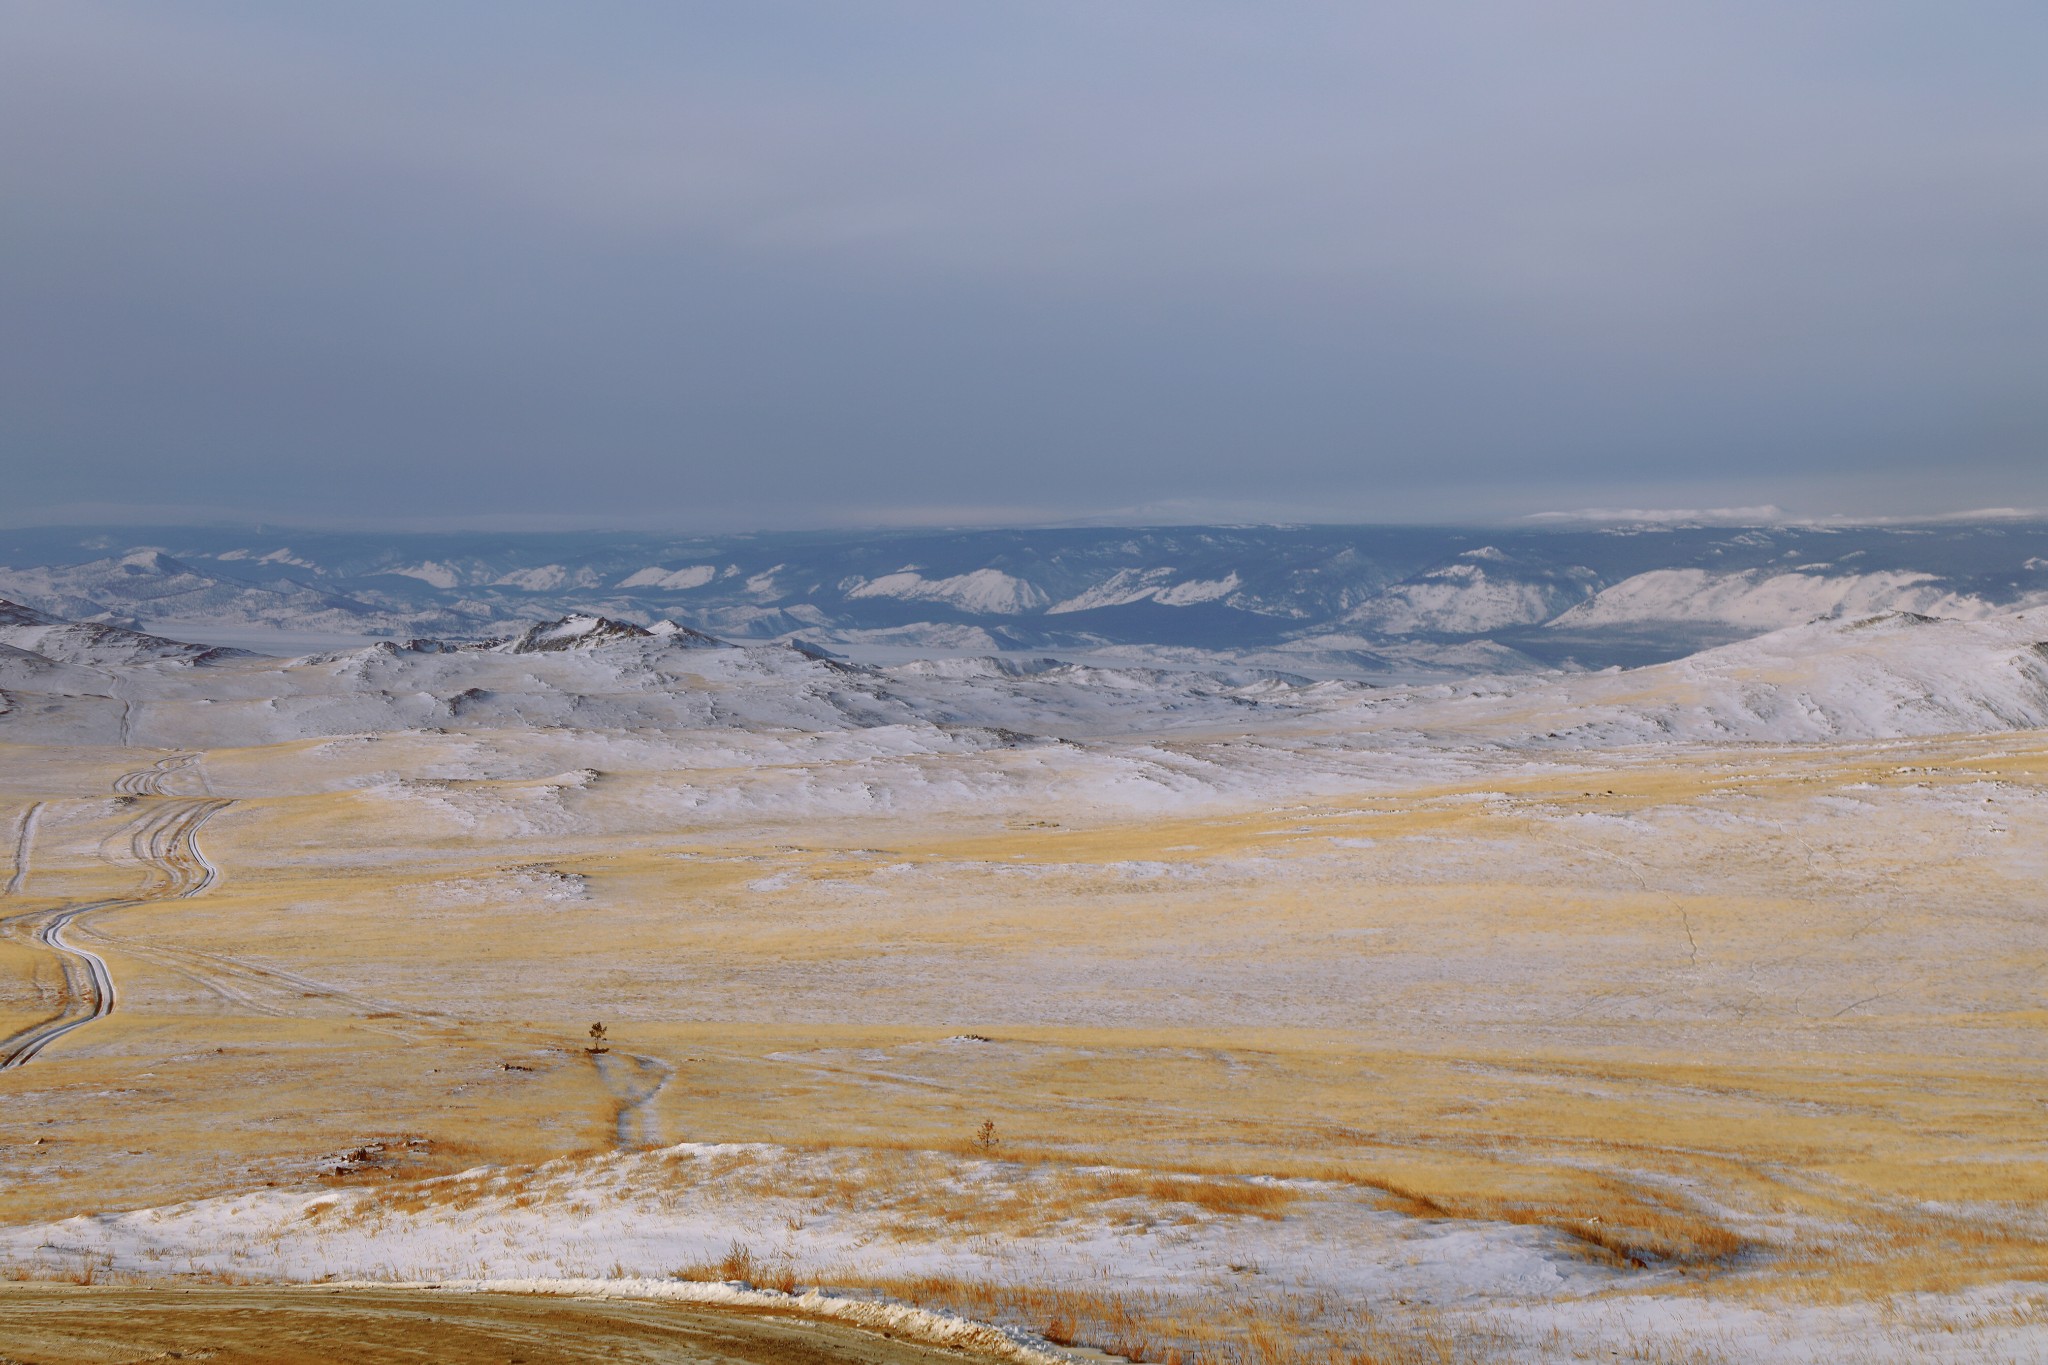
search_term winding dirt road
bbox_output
[0,755,229,1071]
[0,1285,993,1364]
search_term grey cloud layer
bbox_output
[4,1,2045,525]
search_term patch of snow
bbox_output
[380,562,465,590]
[116,549,180,575]
[1048,568,1178,614]
[257,549,319,570]
[430,865,588,905]
[620,565,719,591]
[1153,572,1241,606]
[0,1143,1624,1349]
[1050,569,1246,614]
[492,566,589,592]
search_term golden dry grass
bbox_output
[3,728,2048,1339]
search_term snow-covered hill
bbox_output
[0,595,250,667]
[1548,567,1990,632]
[1433,610,2048,746]
[5,596,2046,777]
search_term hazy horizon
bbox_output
[7,3,2046,528]
[7,503,2048,537]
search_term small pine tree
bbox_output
[587,1022,608,1053]
[973,1119,999,1152]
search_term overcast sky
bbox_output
[4,2,2045,529]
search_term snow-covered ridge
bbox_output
[1047,568,1241,613]
[378,561,466,590]
[846,569,1048,614]
[1551,568,1994,631]
[496,614,662,653]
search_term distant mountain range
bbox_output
[5,521,2048,673]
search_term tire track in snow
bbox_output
[590,1052,674,1148]
[0,754,227,1071]
[5,801,40,896]
[112,752,198,797]
[3,754,435,1068]
[89,936,435,1028]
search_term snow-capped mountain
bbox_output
[1339,547,1600,634]
[4,521,2048,672]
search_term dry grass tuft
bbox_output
[1346,1169,1749,1270]
[849,1268,1472,1364]
[1071,1171,1296,1221]
[670,1240,794,1289]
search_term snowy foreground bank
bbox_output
[6,1142,2044,1362]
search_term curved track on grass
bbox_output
[591,1050,676,1148]
[0,755,230,1071]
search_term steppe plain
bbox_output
[3,608,2048,1361]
